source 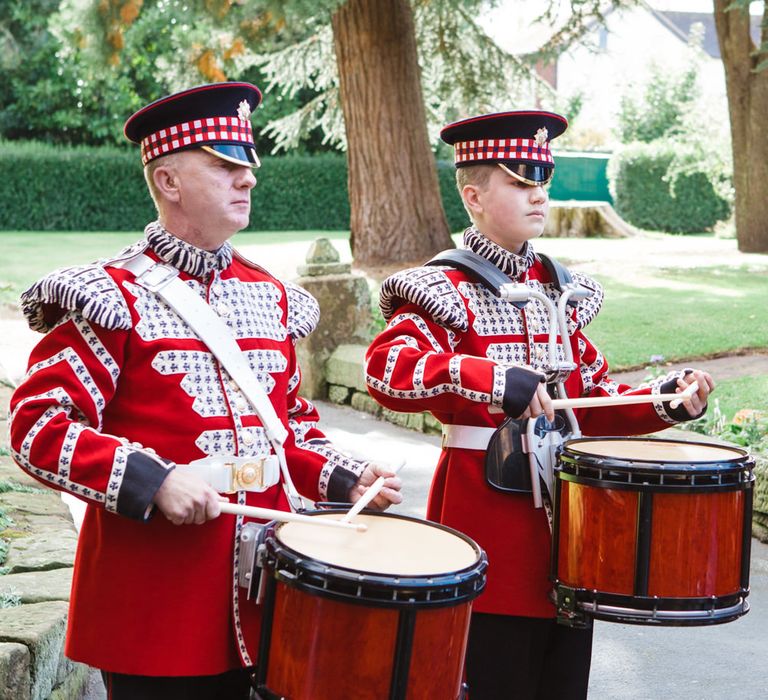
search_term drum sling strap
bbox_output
[117,253,305,512]
[425,247,577,304]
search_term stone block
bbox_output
[296,275,373,347]
[302,237,340,265]
[423,413,442,435]
[327,385,351,405]
[325,345,368,394]
[0,492,71,520]
[350,392,382,417]
[0,458,40,490]
[4,530,77,574]
[0,601,69,700]
[46,662,90,700]
[0,569,73,604]
[297,262,351,276]
[294,344,328,400]
[405,413,425,432]
[0,642,30,700]
[294,271,372,400]
[382,409,411,429]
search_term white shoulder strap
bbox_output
[118,254,304,510]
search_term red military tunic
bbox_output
[9,222,368,675]
[365,227,692,618]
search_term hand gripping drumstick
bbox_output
[341,460,405,524]
[218,502,367,532]
[549,381,699,411]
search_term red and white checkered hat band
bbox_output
[454,138,553,166]
[140,116,254,165]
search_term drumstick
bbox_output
[550,382,699,411]
[218,502,367,532]
[341,461,405,524]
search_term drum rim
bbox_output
[262,510,488,607]
[554,581,750,627]
[559,436,752,475]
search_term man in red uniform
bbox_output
[9,82,401,699]
[365,111,713,699]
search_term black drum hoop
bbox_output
[260,510,488,609]
[557,437,754,493]
[555,583,750,627]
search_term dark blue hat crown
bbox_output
[124,82,262,167]
[441,111,568,183]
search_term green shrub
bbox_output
[0,141,472,232]
[616,62,699,144]
[251,154,350,230]
[437,160,470,232]
[2,140,623,233]
[608,141,731,233]
[0,141,154,231]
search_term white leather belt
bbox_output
[178,455,280,493]
[441,425,497,451]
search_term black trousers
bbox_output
[465,613,593,700]
[102,668,252,700]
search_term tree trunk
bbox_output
[714,0,768,253]
[331,0,454,266]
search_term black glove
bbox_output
[501,366,545,418]
[660,370,706,421]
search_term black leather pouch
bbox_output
[485,417,533,493]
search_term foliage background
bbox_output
[608,50,733,233]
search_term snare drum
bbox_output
[252,511,487,700]
[552,438,754,627]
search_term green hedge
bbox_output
[0,141,155,231]
[607,141,731,233]
[0,141,471,232]
[0,140,610,233]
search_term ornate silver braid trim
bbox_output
[379,267,468,331]
[21,264,132,333]
[285,282,320,339]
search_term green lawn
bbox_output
[3,233,766,366]
[708,374,768,419]
[0,230,347,307]
[0,230,765,437]
[588,268,768,369]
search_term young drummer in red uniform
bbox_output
[365,111,714,699]
[8,83,401,699]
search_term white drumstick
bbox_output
[218,502,366,532]
[341,461,405,524]
[550,381,699,411]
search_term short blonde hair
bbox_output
[143,153,180,214]
[456,164,495,221]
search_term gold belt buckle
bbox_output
[230,459,265,491]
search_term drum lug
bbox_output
[555,585,592,629]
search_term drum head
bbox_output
[566,438,746,464]
[276,512,479,577]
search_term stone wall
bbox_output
[324,343,441,435]
[293,239,373,400]
[0,456,87,700]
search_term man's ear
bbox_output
[462,184,483,217]
[152,165,181,203]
